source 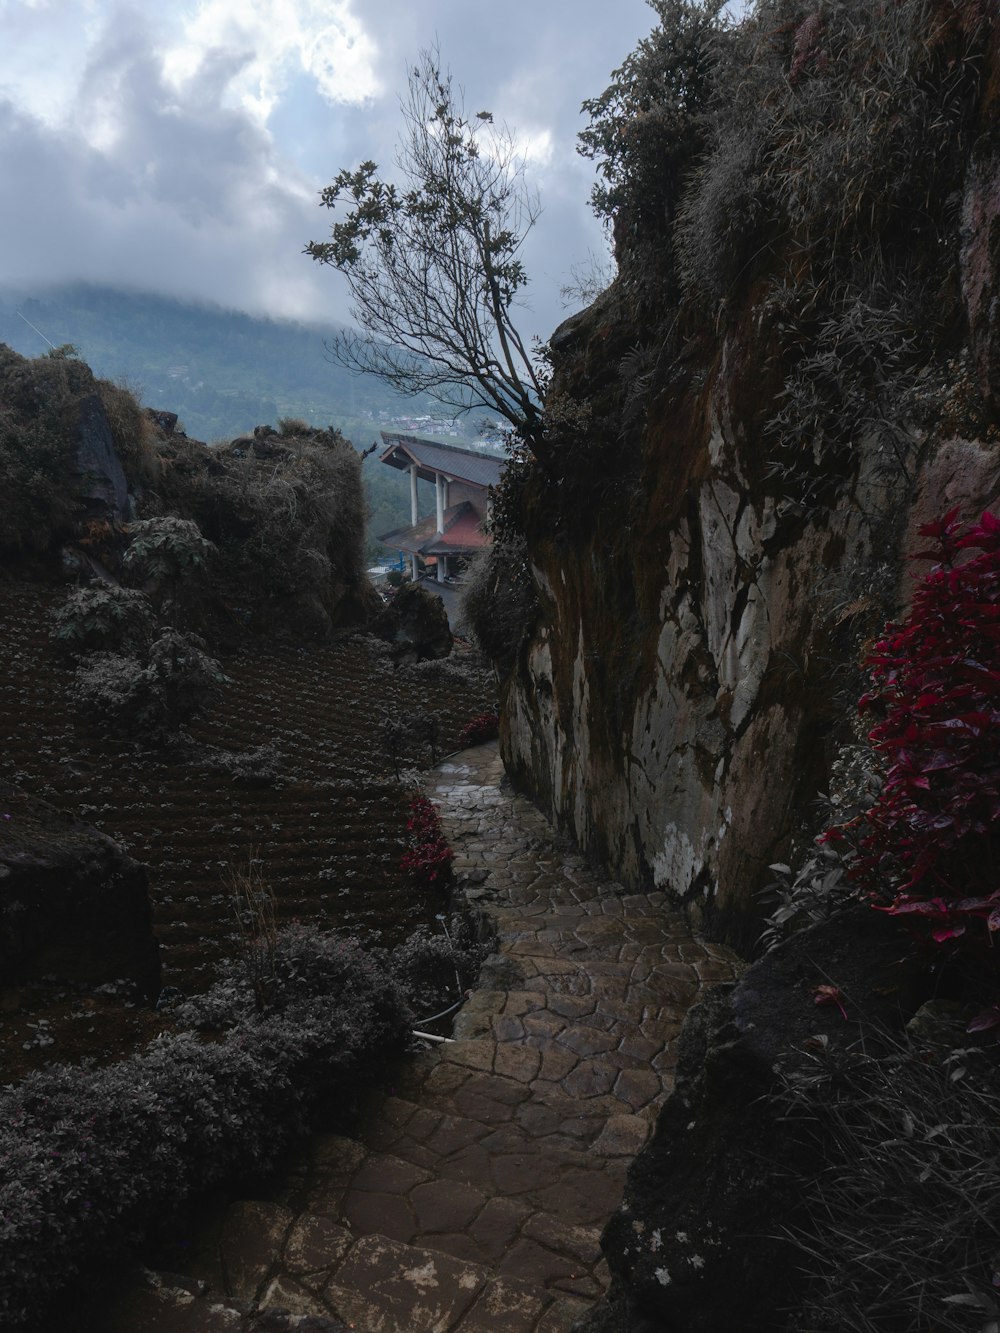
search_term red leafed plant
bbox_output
[400,795,454,889]
[826,509,1000,947]
[457,711,500,747]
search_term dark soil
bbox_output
[0,569,495,1084]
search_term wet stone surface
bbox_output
[104,742,740,1333]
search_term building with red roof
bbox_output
[377,433,502,586]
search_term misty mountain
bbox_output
[0,283,470,448]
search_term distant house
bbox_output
[377,433,502,585]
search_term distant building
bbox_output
[377,433,502,585]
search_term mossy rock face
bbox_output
[0,786,161,1001]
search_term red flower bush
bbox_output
[457,711,500,747]
[828,510,1000,946]
[400,795,454,889]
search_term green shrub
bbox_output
[123,516,215,585]
[0,927,411,1332]
[72,629,226,743]
[51,585,155,660]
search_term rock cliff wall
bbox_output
[501,10,1000,952]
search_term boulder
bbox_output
[585,909,924,1333]
[0,786,161,1001]
[373,583,453,661]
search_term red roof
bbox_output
[423,505,489,554]
[378,501,489,557]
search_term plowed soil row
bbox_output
[0,570,495,1079]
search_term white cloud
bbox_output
[162,0,381,122]
[0,0,672,335]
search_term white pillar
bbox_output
[409,464,419,526]
[437,555,446,584]
[435,472,445,534]
[411,553,419,580]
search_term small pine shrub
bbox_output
[51,585,155,661]
[825,511,1000,950]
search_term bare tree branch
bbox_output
[306,48,544,443]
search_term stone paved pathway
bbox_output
[108,743,739,1333]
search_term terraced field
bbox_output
[0,569,495,1077]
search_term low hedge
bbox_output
[0,929,412,1331]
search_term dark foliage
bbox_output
[457,711,500,747]
[827,512,1000,952]
[400,795,454,890]
[779,1037,1000,1332]
[0,929,411,1332]
[579,0,726,264]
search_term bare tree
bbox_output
[306,50,545,442]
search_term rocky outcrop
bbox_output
[72,391,131,526]
[501,16,1000,952]
[0,786,160,1001]
[583,908,923,1333]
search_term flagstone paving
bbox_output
[107,742,740,1333]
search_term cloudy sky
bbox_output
[0,0,724,343]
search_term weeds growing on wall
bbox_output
[678,0,989,310]
[676,0,991,505]
[95,378,161,489]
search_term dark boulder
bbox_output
[373,583,453,661]
[583,908,924,1333]
[0,787,161,1002]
